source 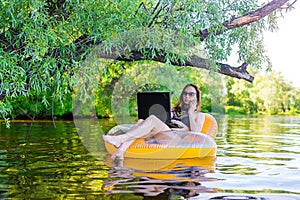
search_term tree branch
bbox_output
[134,2,149,16]
[282,0,298,9]
[0,36,15,51]
[148,1,164,27]
[98,50,254,82]
[226,0,290,28]
[196,0,293,40]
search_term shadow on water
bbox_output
[103,155,218,198]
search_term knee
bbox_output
[146,115,166,129]
[134,119,145,127]
[147,115,159,122]
[139,115,158,127]
[137,119,144,124]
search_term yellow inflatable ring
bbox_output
[104,131,216,159]
[104,114,218,159]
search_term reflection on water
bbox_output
[212,115,300,199]
[103,156,217,198]
[1,115,300,199]
[0,121,108,199]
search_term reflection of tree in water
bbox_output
[103,156,217,198]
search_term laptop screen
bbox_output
[137,92,171,123]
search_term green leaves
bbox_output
[226,70,300,114]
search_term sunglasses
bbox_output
[182,91,196,97]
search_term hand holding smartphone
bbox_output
[189,99,197,112]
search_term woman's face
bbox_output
[182,86,197,106]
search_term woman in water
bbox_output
[103,84,213,160]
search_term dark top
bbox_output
[172,109,190,130]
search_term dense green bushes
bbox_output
[225,70,300,115]
[4,61,299,121]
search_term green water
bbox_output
[0,115,300,199]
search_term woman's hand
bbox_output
[188,99,197,113]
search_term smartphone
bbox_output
[166,122,183,128]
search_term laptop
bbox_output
[137,92,181,128]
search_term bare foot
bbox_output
[111,148,124,160]
[102,135,123,148]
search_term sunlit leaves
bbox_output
[101,26,196,63]
[0,100,11,128]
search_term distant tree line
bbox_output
[3,62,299,123]
[225,70,300,114]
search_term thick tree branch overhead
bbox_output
[99,49,254,82]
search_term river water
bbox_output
[0,115,300,199]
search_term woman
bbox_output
[103,84,207,160]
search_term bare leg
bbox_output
[133,119,144,127]
[103,115,169,147]
[102,123,144,148]
[102,133,131,148]
[109,121,146,160]
[104,119,144,147]
[103,115,170,159]
[111,140,134,160]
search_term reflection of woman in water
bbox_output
[139,181,203,199]
[103,153,218,197]
[104,164,216,198]
[104,178,216,199]
[103,84,214,160]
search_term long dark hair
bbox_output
[173,84,201,113]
